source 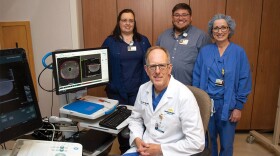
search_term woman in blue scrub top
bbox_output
[192,14,252,156]
[102,9,151,154]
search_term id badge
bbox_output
[128,46,136,51]
[179,39,188,45]
[215,79,224,86]
[155,114,165,133]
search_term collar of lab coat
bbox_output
[145,76,175,112]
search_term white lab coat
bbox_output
[128,76,205,156]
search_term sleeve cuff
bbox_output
[235,100,244,110]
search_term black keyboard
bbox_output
[99,106,132,129]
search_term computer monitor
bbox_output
[52,47,110,95]
[0,48,43,144]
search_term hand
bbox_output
[134,138,150,156]
[229,109,241,122]
[144,143,162,156]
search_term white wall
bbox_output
[0,0,84,117]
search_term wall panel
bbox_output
[226,0,262,129]
[82,0,117,97]
[190,0,226,33]
[82,0,117,48]
[118,0,153,44]
[251,0,280,130]
[153,0,188,45]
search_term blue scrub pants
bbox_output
[209,99,237,156]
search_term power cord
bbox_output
[37,63,56,116]
[49,122,55,141]
[37,63,55,93]
[0,143,6,150]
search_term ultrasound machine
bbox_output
[51,48,118,120]
[0,47,130,156]
[0,48,83,156]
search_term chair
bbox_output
[187,85,212,156]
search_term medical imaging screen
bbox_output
[0,49,42,144]
[0,54,39,133]
[52,48,109,95]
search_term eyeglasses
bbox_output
[146,63,170,72]
[120,19,135,24]
[173,14,190,18]
[212,26,229,33]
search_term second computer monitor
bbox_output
[52,47,110,95]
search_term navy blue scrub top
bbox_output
[120,40,143,94]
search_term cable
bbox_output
[42,52,53,69]
[75,122,79,132]
[3,143,6,150]
[66,93,69,104]
[38,63,55,92]
[48,123,56,141]
[51,71,54,116]
[40,52,55,115]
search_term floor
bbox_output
[109,132,278,156]
[2,131,278,155]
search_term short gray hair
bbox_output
[208,14,236,38]
[145,46,170,65]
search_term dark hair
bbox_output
[208,14,236,38]
[172,3,192,15]
[112,9,142,41]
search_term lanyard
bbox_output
[152,86,167,111]
[214,52,225,78]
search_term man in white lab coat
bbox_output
[124,46,205,156]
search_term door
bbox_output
[0,21,37,96]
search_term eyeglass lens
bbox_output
[120,19,134,23]
[213,26,228,32]
[173,14,190,18]
[148,64,169,71]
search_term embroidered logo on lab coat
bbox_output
[164,108,175,115]
[140,101,149,106]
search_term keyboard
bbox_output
[99,106,132,129]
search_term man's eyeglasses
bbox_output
[146,64,170,71]
[212,26,229,33]
[173,14,190,18]
[120,19,135,24]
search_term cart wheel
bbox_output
[246,135,255,144]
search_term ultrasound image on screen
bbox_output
[0,62,33,117]
[81,54,102,81]
[57,56,81,86]
[0,48,42,144]
[52,47,110,95]
[0,66,20,108]
[0,69,15,97]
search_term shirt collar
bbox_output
[172,25,192,38]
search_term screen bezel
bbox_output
[0,48,43,144]
[52,47,110,95]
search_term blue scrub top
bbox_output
[120,41,143,93]
[207,50,225,99]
